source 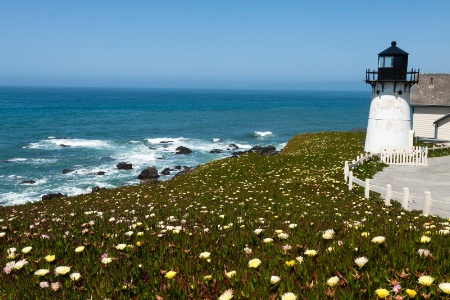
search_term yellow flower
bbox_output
[165,271,177,279]
[304,249,317,256]
[418,275,434,286]
[226,270,236,278]
[361,232,370,237]
[248,258,261,268]
[327,276,340,287]
[21,246,32,254]
[405,289,417,298]
[285,260,296,267]
[203,275,212,281]
[34,269,50,276]
[55,266,71,275]
[136,241,141,247]
[439,283,450,294]
[75,246,84,253]
[45,255,56,262]
[420,235,431,243]
[375,288,390,298]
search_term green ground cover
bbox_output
[1,132,450,299]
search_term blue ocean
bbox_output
[0,87,370,205]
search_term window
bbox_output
[378,56,394,68]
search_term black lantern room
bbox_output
[366,41,419,92]
[377,41,408,80]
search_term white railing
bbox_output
[344,155,450,217]
[379,146,428,166]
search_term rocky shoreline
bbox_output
[38,144,280,201]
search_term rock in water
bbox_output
[137,166,160,180]
[42,193,66,201]
[175,146,192,154]
[116,162,133,170]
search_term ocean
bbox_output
[0,87,370,206]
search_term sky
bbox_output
[1,1,449,90]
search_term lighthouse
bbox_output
[364,41,419,153]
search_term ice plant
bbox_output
[354,256,368,268]
[218,289,234,300]
[21,246,32,254]
[254,228,263,235]
[418,275,434,286]
[281,292,297,300]
[296,256,304,264]
[45,255,56,262]
[75,246,85,253]
[270,275,281,284]
[327,276,339,287]
[51,282,60,291]
[34,269,50,276]
[439,283,450,294]
[70,272,81,281]
[405,289,417,298]
[322,229,335,240]
[115,244,127,250]
[371,236,386,244]
[285,260,295,267]
[55,266,71,275]
[226,270,236,278]
[263,238,273,243]
[420,235,431,243]
[199,251,211,259]
[375,288,390,298]
[165,271,177,279]
[304,249,317,256]
[39,282,49,288]
[248,258,261,268]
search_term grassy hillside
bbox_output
[1,132,449,299]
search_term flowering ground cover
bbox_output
[1,131,450,299]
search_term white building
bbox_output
[410,74,450,141]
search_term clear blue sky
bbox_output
[1,1,449,90]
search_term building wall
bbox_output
[413,106,450,138]
[437,117,450,140]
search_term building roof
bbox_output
[410,73,450,106]
[378,41,409,56]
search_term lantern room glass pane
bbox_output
[379,56,394,68]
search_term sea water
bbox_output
[0,87,370,205]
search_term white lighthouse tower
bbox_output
[364,41,419,153]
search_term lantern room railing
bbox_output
[365,68,420,84]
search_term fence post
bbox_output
[385,184,391,206]
[424,191,431,216]
[402,187,409,210]
[344,161,349,182]
[348,171,353,191]
[365,179,370,199]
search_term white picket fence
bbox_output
[379,146,428,166]
[343,153,449,217]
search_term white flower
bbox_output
[371,236,385,244]
[124,231,134,236]
[278,232,289,240]
[21,246,32,254]
[439,282,450,294]
[248,258,261,268]
[354,256,368,268]
[254,228,263,235]
[304,249,317,256]
[263,238,273,243]
[218,289,234,300]
[0,232,5,237]
[322,229,335,240]
[226,270,236,278]
[295,256,304,264]
[289,224,297,229]
[270,275,281,284]
[55,266,71,275]
[12,259,28,270]
[281,292,297,300]
[34,269,50,276]
[70,272,81,281]
[115,244,127,250]
[327,276,340,287]
[199,252,211,259]
[243,247,252,255]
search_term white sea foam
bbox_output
[254,131,273,137]
[26,138,110,150]
[213,138,221,142]
[5,158,28,163]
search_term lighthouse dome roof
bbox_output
[378,41,409,56]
